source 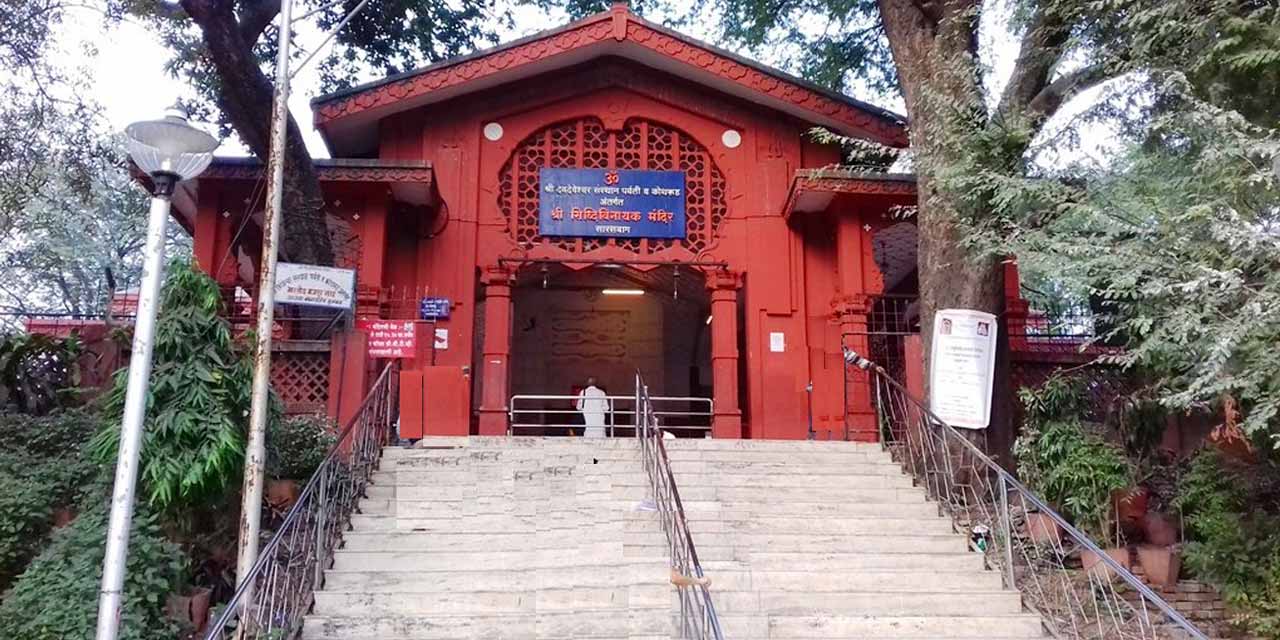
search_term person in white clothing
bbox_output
[575,377,611,438]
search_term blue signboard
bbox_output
[419,297,451,320]
[538,168,686,239]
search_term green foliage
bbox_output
[1015,376,1133,543]
[0,332,83,414]
[1176,449,1280,636]
[90,261,252,512]
[0,409,100,589]
[0,496,184,640]
[267,414,337,480]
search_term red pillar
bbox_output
[1004,260,1029,351]
[708,270,743,439]
[836,295,878,441]
[478,266,514,436]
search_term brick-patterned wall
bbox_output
[1126,568,1255,640]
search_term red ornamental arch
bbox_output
[498,117,728,258]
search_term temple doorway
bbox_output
[508,263,712,435]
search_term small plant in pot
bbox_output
[1016,375,1134,575]
[266,414,338,509]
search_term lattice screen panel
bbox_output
[499,117,727,257]
[271,351,330,414]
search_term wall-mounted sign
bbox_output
[929,309,998,429]
[434,328,449,351]
[358,320,416,359]
[274,263,355,310]
[538,168,686,239]
[419,297,451,320]
[769,332,786,353]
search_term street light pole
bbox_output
[97,109,218,640]
[235,0,295,594]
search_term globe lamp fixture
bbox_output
[124,107,218,197]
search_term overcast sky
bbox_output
[57,1,1121,167]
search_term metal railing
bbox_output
[633,372,724,640]
[845,349,1207,640]
[203,362,399,639]
[509,393,712,436]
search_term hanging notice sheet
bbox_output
[538,168,686,239]
[357,320,416,359]
[274,263,355,310]
[929,309,998,429]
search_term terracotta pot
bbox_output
[1024,511,1064,545]
[1142,512,1179,546]
[1081,547,1132,580]
[51,506,76,528]
[266,478,301,511]
[1136,545,1182,588]
[188,587,212,631]
[1112,486,1150,532]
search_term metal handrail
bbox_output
[633,372,724,640]
[203,362,399,639]
[845,348,1207,640]
[509,393,713,436]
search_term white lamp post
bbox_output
[96,107,218,640]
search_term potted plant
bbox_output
[1016,376,1134,567]
[266,414,337,509]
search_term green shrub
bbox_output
[90,261,253,512]
[1176,449,1280,636]
[0,409,101,588]
[1016,374,1133,543]
[268,414,337,480]
[0,497,184,640]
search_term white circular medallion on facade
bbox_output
[721,129,742,149]
[483,122,504,141]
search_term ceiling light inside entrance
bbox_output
[602,288,644,296]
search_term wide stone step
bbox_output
[677,500,940,518]
[716,613,1045,639]
[341,531,666,552]
[703,551,983,572]
[619,472,914,489]
[358,498,647,517]
[350,511,644,532]
[331,549,667,572]
[302,608,673,639]
[670,516,955,536]
[705,589,1022,615]
[370,469,649,485]
[625,532,967,555]
[697,568,1002,592]
[323,561,670,592]
[312,585,671,616]
[671,461,907,475]
[662,439,883,452]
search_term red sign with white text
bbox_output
[358,320,416,358]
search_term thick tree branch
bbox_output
[179,0,333,266]
[237,0,280,44]
[998,6,1071,119]
[1025,62,1110,123]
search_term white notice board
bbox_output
[929,309,997,429]
[274,262,356,310]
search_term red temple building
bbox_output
[162,5,949,441]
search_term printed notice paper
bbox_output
[929,309,997,429]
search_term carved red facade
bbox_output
[177,5,925,439]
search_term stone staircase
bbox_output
[302,436,676,639]
[662,438,1046,640]
[302,436,1046,639]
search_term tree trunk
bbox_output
[180,0,334,267]
[877,0,1015,460]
